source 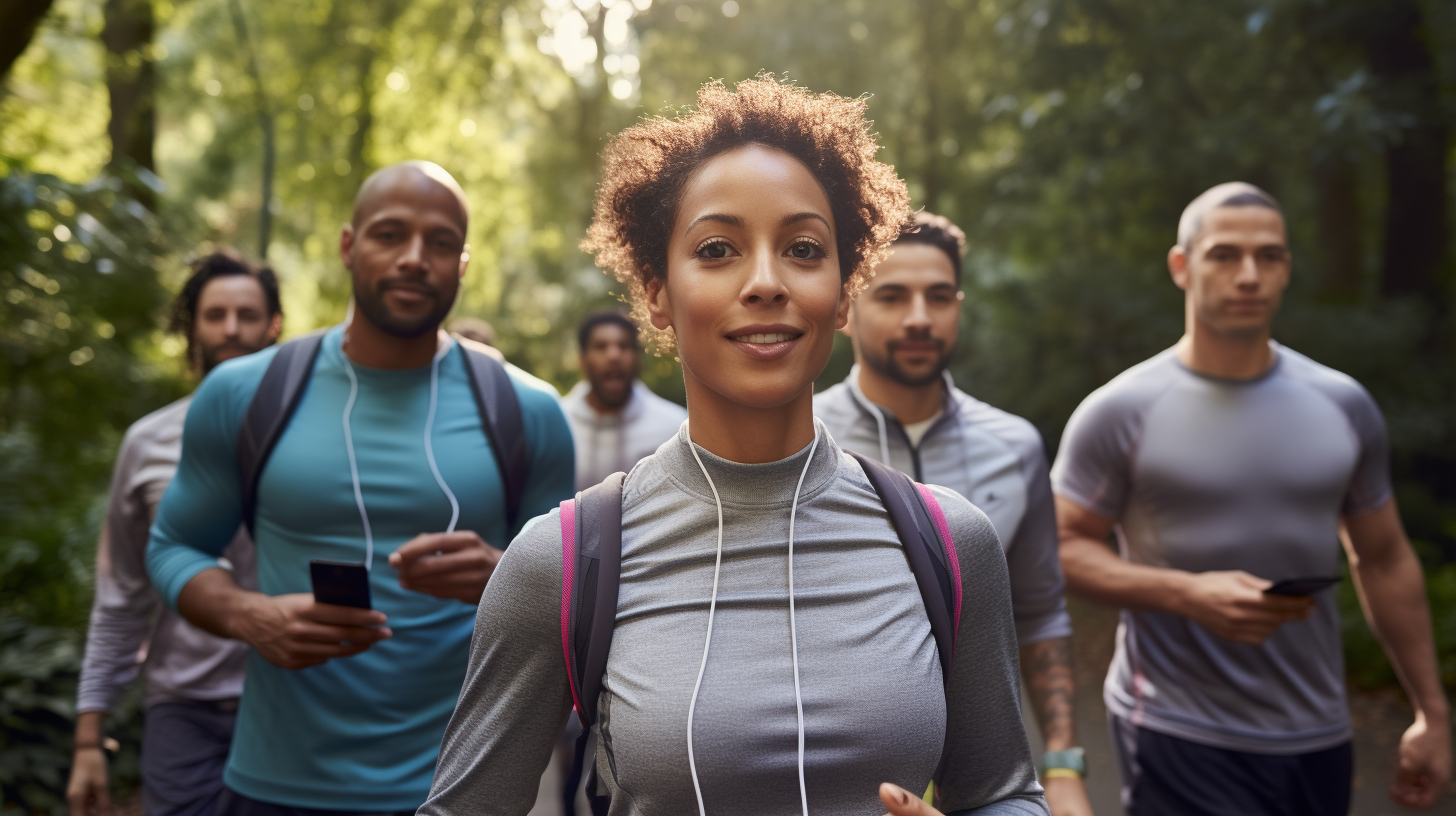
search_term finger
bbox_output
[879,783,937,816]
[391,531,486,564]
[287,640,376,658]
[396,548,497,581]
[302,603,387,627]
[290,622,392,644]
[1234,572,1274,591]
[1254,595,1316,614]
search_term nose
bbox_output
[1235,253,1260,287]
[905,293,933,331]
[398,232,426,273]
[740,247,788,306]
[223,310,241,338]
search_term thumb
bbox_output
[880,782,936,816]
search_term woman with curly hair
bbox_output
[420,77,1047,816]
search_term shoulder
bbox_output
[121,395,192,452]
[1275,345,1382,423]
[950,391,1045,466]
[494,504,569,603]
[924,483,1005,573]
[186,345,280,432]
[1065,349,1182,433]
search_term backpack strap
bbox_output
[559,472,626,729]
[847,451,962,682]
[459,343,528,532]
[236,331,326,536]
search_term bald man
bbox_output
[1053,183,1450,814]
[145,162,575,815]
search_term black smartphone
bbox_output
[310,560,372,609]
[1264,576,1340,596]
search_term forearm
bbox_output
[73,710,105,747]
[176,566,265,642]
[1352,544,1449,721]
[1019,636,1076,751]
[1059,535,1194,615]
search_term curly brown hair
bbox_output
[582,75,912,349]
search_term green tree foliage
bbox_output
[2,0,1455,804]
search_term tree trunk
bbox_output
[1362,0,1447,300]
[228,0,274,259]
[0,0,56,81]
[102,0,156,203]
[1312,153,1363,298]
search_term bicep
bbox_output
[1054,494,1115,544]
[1341,498,1405,567]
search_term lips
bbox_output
[726,325,805,362]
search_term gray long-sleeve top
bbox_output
[421,422,1047,816]
[76,396,254,714]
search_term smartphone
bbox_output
[1264,576,1340,596]
[310,560,372,609]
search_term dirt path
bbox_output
[1065,598,1456,815]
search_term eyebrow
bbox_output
[684,213,744,235]
[781,212,831,230]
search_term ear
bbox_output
[266,312,283,343]
[1167,245,1191,291]
[645,276,673,332]
[458,244,471,279]
[339,224,355,268]
[835,284,853,333]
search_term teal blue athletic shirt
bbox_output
[146,326,575,810]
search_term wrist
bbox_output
[226,590,270,643]
[1163,570,1199,617]
[1039,747,1086,780]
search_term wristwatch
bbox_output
[1039,747,1086,780]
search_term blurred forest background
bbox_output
[3,0,1456,810]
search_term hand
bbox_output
[1174,571,1313,644]
[1390,713,1451,809]
[389,531,503,603]
[1043,774,1094,816]
[66,746,110,816]
[880,783,943,816]
[235,592,391,670]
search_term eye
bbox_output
[786,238,825,261]
[695,238,736,260]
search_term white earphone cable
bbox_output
[340,356,374,570]
[424,338,460,534]
[685,423,819,816]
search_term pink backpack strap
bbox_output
[915,484,962,645]
[558,498,584,717]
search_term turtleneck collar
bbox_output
[655,418,842,508]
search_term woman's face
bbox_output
[648,144,849,410]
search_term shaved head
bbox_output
[1177,182,1281,250]
[352,160,469,232]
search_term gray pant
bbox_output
[142,699,237,816]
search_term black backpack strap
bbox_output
[847,451,960,684]
[236,331,326,536]
[561,473,626,728]
[458,343,529,531]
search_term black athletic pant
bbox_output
[213,789,414,816]
[1110,714,1353,816]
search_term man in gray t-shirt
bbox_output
[1052,182,1449,815]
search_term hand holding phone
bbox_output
[1263,576,1340,596]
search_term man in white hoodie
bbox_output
[561,311,686,489]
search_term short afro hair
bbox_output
[581,75,912,349]
[578,310,639,351]
[895,211,967,287]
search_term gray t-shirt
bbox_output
[1051,344,1392,754]
[422,423,1048,816]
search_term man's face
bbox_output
[1169,206,1290,339]
[846,243,962,388]
[193,275,281,373]
[581,323,639,409]
[341,175,468,338]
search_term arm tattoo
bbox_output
[1020,635,1077,750]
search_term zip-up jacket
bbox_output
[815,367,1071,646]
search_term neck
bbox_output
[1176,317,1275,379]
[343,311,442,369]
[854,361,945,424]
[682,372,816,465]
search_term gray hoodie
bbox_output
[421,422,1047,816]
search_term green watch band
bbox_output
[1039,747,1087,778]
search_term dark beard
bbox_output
[353,276,458,338]
[860,338,953,388]
[199,339,273,375]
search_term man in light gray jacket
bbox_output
[815,213,1090,816]
[67,250,282,816]
[561,311,686,489]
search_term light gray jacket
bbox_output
[815,368,1070,646]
